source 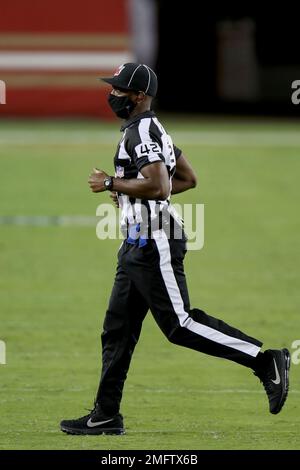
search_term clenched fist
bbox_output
[88,168,108,193]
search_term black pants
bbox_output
[96,233,262,416]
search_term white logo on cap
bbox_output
[114,65,125,77]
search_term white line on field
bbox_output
[0,215,97,226]
[1,388,298,394]
[1,130,300,147]
[140,389,300,394]
[0,429,296,435]
[128,430,299,434]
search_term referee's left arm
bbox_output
[171,153,198,194]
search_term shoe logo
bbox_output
[271,358,281,385]
[87,418,113,428]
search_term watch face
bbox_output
[104,178,111,189]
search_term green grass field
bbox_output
[0,116,300,450]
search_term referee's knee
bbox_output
[166,326,183,345]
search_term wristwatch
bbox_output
[103,176,114,191]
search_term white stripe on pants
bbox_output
[152,230,261,357]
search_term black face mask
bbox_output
[108,94,137,119]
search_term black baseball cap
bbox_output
[100,63,158,97]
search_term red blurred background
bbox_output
[0,0,132,117]
[0,2,299,117]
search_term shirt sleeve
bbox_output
[173,144,182,160]
[125,125,165,172]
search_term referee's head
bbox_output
[100,63,158,97]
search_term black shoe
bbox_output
[254,348,290,414]
[60,404,125,435]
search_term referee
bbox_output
[60,63,290,435]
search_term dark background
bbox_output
[156,5,300,115]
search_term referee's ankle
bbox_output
[253,351,272,371]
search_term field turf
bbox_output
[0,116,299,450]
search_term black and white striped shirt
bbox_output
[114,110,183,236]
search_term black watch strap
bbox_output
[104,176,114,191]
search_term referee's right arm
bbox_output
[113,161,170,200]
